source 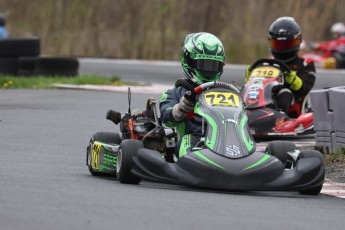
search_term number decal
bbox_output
[250,66,280,78]
[217,94,226,104]
[204,92,240,107]
[205,94,215,104]
[91,142,102,169]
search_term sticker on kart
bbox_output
[204,92,240,107]
[250,66,280,78]
[91,142,102,170]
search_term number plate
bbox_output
[204,92,240,107]
[250,66,280,78]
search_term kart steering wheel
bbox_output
[193,81,241,95]
[247,58,291,88]
[249,58,291,73]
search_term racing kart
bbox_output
[93,81,324,195]
[242,58,314,137]
[86,88,177,177]
[301,37,345,69]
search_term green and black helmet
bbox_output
[181,32,225,85]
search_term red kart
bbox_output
[242,58,314,137]
[301,37,345,69]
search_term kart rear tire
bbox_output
[265,141,296,163]
[298,150,324,195]
[117,139,143,184]
[333,52,345,69]
[87,132,121,177]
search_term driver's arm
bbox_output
[159,87,181,127]
[294,61,316,97]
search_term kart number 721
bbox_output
[204,92,240,107]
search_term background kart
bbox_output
[113,82,324,195]
[242,58,314,137]
[301,37,345,69]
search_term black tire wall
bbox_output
[34,57,79,77]
[0,38,40,76]
[0,38,40,57]
[0,58,18,75]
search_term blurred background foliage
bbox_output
[1,0,344,64]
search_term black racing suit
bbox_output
[159,79,202,156]
[276,56,316,116]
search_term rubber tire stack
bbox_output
[0,38,40,75]
[34,57,79,77]
[0,38,79,77]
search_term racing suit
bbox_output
[160,79,202,156]
[277,56,316,116]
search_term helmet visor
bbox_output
[195,59,223,73]
[269,38,301,51]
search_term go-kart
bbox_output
[301,37,345,69]
[86,88,177,177]
[114,82,324,195]
[242,58,314,137]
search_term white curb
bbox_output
[53,83,172,94]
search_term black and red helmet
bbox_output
[268,17,302,62]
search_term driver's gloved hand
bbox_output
[172,95,195,122]
[284,70,303,91]
[245,65,252,83]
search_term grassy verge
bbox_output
[0,75,140,89]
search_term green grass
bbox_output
[0,75,136,89]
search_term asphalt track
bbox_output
[1,89,345,230]
[78,58,345,89]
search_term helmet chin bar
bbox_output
[272,49,298,63]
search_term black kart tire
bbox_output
[34,57,79,77]
[265,141,297,163]
[0,38,40,57]
[299,185,323,196]
[117,139,143,184]
[298,150,324,195]
[87,132,121,177]
[333,52,345,69]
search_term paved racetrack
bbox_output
[1,89,345,230]
[79,58,345,89]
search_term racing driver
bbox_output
[245,17,316,117]
[160,32,226,158]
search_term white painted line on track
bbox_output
[54,83,172,94]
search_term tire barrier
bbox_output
[310,86,345,153]
[0,38,79,77]
[34,57,79,77]
[0,58,18,75]
[17,57,37,76]
[0,38,40,76]
[0,38,40,57]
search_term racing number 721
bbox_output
[205,93,236,106]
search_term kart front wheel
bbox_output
[265,141,296,164]
[86,132,121,177]
[117,139,143,184]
